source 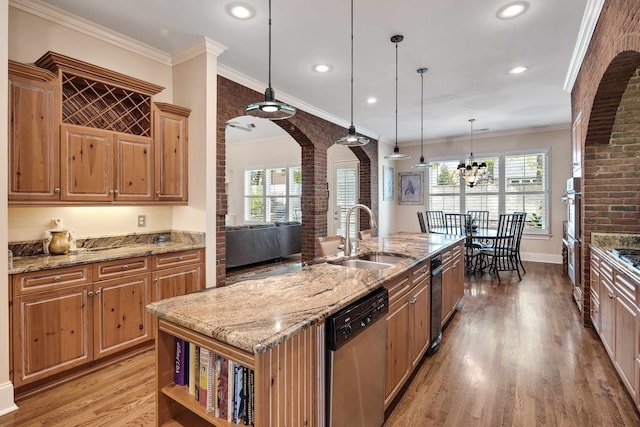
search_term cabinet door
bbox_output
[441,258,453,325]
[8,72,60,201]
[453,244,464,307]
[600,278,615,358]
[13,285,92,387]
[615,294,638,400]
[152,264,204,302]
[93,273,152,359]
[60,124,114,201]
[385,292,412,407]
[114,133,154,201]
[154,104,189,202]
[410,279,430,368]
[591,254,601,301]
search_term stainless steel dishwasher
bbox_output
[326,287,389,427]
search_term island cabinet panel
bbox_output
[93,273,152,359]
[12,284,92,387]
[615,292,637,401]
[8,63,60,201]
[156,318,324,426]
[60,124,114,202]
[153,103,190,202]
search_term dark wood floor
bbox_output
[1,262,638,426]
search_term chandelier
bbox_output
[457,119,486,187]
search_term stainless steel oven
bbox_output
[565,177,581,307]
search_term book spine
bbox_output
[233,364,243,423]
[206,351,215,413]
[174,338,188,386]
[194,346,200,402]
[188,343,197,396]
[213,354,221,417]
[248,369,255,425]
[218,356,229,420]
[242,366,248,424]
[199,348,209,407]
[228,360,235,422]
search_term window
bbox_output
[427,150,548,234]
[244,166,301,223]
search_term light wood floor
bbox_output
[1,262,639,426]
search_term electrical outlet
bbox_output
[138,215,146,227]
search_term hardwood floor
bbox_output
[1,262,638,426]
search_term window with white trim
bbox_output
[427,150,548,233]
[244,166,302,223]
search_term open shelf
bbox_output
[161,383,236,427]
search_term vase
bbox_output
[49,230,71,255]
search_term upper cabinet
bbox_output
[8,51,189,205]
[572,110,582,177]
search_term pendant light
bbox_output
[457,119,487,187]
[245,0,296,120]
[336,0,369,146]
[385,35,411,160]
[412,67,429,168]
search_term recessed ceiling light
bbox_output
[367,97,377,104]
[226,3,255,20]
[313,64,332,73]
[497,1,529,19]
[509,66,528,74]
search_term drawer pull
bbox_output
[591,308,598,314]
[96,289,101,295]
[608,292,614,299]
[409,298,417,304]
[122,265,128,270]
[178,256,184,261]
[88,291,94,297]
[54,276,61,282]
[54,187,61,193]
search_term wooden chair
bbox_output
[417,212,427,233]
[317,235,344,257]
[426,210,445,232]
[478,213,521,281]
[358,229,373,240]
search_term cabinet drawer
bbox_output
[410,261,429,286]
[601,259,613,281]
[152,249,203,270]
[93,256,150,281]
[384,274,411,304]
[13,265,92,296]
[615,270,636,305]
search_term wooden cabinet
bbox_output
[442,242,464,325]
[11,266,93,387]
[153,103,190,202]
[384,260,430,408]
[151,249,205,301]
[590,251,602,333]
[8,61,60,201]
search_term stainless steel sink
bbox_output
[329,258,393,270]
[355,253,409,264]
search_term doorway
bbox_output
[330,160,359,239]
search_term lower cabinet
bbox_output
[442,242,464,325]
[11,248,204,389]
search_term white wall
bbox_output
[378,141,399,237]
[390,126,572,263]
[0,0,17,416]
[226,134,301,225]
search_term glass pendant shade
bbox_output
[458,118,487,187]
[336,0,368,146]
[412,67,429,168]
[245,0,296,120]
[384,35,410,161]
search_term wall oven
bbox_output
[565,177,581,309]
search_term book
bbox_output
[206,351,216,413]
[233,364,243,423]
[247,369,255,425]
[199,348,210,407]
[188,344,198,397]
[241,366,249,424]
[213,354,221,416]
[218,356,229,420]
[194,346,200,402]
[174,338,188,386]
[228,360,235,422]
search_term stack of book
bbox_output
[174,337,255,425]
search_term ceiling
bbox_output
[41,0,588,145]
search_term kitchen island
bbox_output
[146,232,465,426]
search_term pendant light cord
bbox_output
[420,71,424,158]
[469,118,475,158]
[349,0,354,127]
[268,0,272,88]
[395,39,399,149]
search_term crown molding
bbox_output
[171,37,227,66]
[563,0,605,92]
[216,63,378,140]
[10,0,172,66]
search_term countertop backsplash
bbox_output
[9,230,204,258]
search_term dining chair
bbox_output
[467,210,489,230]
[317,235,344,257]
[358,229,373,240]
[444,213,469,235]
[417,212,427,233]
[512,212,528,275]
[426,210,445,232]
[478,213,521,281]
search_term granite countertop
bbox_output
[9,241,205,275]
[590,232,640,282]
[146,232,464,354]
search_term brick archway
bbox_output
[216,76,378,285]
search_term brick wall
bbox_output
[216,76,378,285]
[571,0,640,324]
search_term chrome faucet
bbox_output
[344,204,377,256]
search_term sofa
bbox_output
[226,221,302,269]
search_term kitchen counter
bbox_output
[146,232,463,354]
[8,241,205,275]
[590,232,640,283]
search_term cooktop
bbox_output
[610,248,640,270]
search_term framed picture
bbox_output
[383,166,394,201]
[398,172,424,205]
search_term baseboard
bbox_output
[522,251,563,264]
[0,381,17,416]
